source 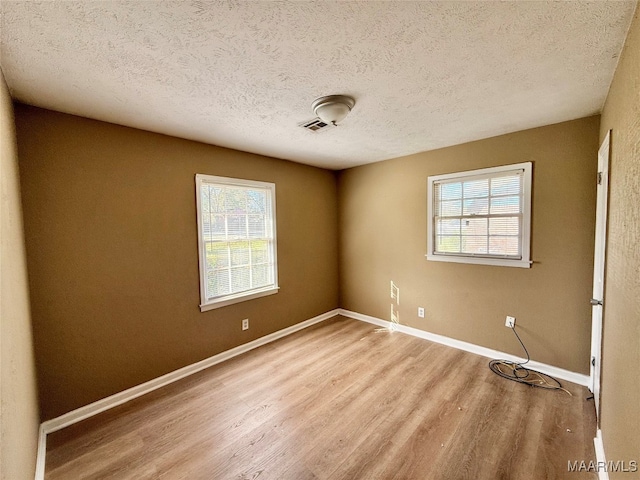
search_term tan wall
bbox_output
[0,72,40,478]
[339,116,599,374]
[599,6,640,476]
[15,106,339,420]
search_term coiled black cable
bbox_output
[488,325,571,395]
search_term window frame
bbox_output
[195,174,279,312]
[426,162,532,268]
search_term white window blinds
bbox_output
[427,163,532,268]
[196,175,278,310]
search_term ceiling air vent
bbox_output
[299,117,335,133]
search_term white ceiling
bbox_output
[0,1,636,170]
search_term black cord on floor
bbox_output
[488,325,571,395]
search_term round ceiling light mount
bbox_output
[312,95,355,126]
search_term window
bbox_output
[427,162,532,268]
[196,174,278,311]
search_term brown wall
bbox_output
[339,116,599,374]
[15,106,339,420]
[0,71,40,478]
[599,6,640,476]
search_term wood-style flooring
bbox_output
[45,316,597,479]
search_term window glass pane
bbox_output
[251,240,268,264]
[490,195,521,214]
[461,217,488,236]
[440,182,462,201]
[428,164,530,266]
[207,186,225,213]
[230,241,250,266]
[436,235,461,253]
[225,187,247,214]
[462,236,488,254]
[202,211,211,237]
[463,179,489,198]
[437,219,460,235]
[489,217,520,236]
[197,175,278,308]
[231,266,250,292]
[247,190,267,214]
[489,236,520,256]
[253,264,269,287]
[209,214,225,240]
[206,242,229,268]
[248,214,265,238]
[201,186,211,214]
[208,269,230,297]
[463,198,488,216]
[227,215,246,238]
[439,200,462,217]
[491,174,521,196]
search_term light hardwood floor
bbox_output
[45,316,597,479]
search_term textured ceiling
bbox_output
[0,1,637,170]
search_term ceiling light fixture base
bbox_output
[312,95,355,126]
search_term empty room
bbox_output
[1,1,639,479]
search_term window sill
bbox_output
[200,286,280,312]
[426,254,531,268]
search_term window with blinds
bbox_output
[195,174,278,311]
[427,162,532,268]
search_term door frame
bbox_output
[590,130,610,419]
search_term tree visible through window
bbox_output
[196,174,278,311]
[427,163,532,268]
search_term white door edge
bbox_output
[590,130,610,420]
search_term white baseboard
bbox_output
[34,306,591,480]
[339,309,590,387]
[594,429,609,480]
[34,425,47,480]
[39,308,339,438]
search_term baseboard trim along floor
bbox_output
[338,309,590,388]
[35,308,592,479]
[594,429,610,480]
[35,308,340,480]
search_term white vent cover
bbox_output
[299,117,335,133]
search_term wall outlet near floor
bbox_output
[418,307,425,318]
[505,316,516,328]
[242,319,249,331]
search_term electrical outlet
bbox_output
[505,316,516,328]
[242,319,249,331]
[418,307,425,318]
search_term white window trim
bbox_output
[195,174,279,311]
[426,162,532,268]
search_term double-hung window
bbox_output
[196,174,278,311]
[427,162,532,268]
